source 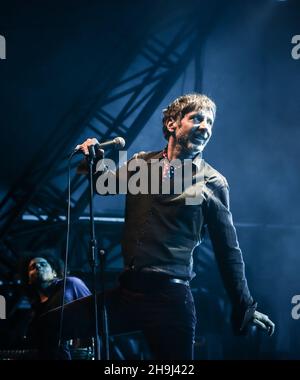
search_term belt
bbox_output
[119,270,190,291]
[169,278,190,287]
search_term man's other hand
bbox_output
[252,310,275,336]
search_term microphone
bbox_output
[96,136,125,149]
[73,136,126,154]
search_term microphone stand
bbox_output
[87,146,110,360]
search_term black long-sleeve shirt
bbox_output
[94,149,257,333]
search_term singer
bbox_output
[41,93,275,360]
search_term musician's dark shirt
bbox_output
[94,150,257,333]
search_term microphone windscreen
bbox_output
[114,137,126,148]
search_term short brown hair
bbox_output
[162,93,216,140]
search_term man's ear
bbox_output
[52,270,57,278]
[166,118,178,135]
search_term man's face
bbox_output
[28,257,56,285]
[173,108,214,154]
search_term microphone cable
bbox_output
[57,150,77,349]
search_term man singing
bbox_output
[44,93,275,360]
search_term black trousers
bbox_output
[39,272,197,360]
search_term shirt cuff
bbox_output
[231,301,258,335]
